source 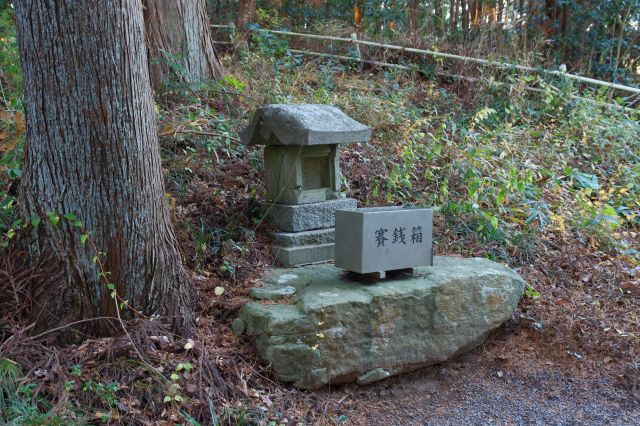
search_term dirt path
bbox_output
[312,326,639,425]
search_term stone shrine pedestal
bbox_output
[232,257,526,389]
[268,198,357,266]
[241,104,371,267]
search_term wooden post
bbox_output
[350,33,363,69]
[229,22,237,43]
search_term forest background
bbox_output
[0,0,639,424]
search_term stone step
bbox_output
[266,198,357,232]
[271,228,335,247]
[271,243,334,267]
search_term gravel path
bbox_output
[318,329,640,425]
[348,364,638,425]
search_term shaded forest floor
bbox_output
[158,49,640,423]
[340,327,640,425]
[1,42,640,424]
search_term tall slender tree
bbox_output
[433,0,446,36]
[462,0,470,36]
[407,0,421,32]
[143,0,223,88]
[15,0,195,336]
[450,0,458,33]
[237,0,257,30]
[354,0,364,30]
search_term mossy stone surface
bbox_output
[249,285,297,300]
[239,256,526,389]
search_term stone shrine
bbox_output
[242,104,371,266]
[236,104,528,391]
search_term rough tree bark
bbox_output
[143,0,223,88]
[433,0,445,37]
[15,0,195,336]
[462,0,470,36]
[236,0,257,30]
[450,0,457,33]
[407,0,421,32]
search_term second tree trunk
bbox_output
[143,0,223,88]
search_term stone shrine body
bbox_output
[241,104,371,266]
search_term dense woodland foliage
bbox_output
[215,0,640,86]
[0,1,639,424]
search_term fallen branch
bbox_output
[25,317,120,341]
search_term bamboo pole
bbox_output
[288,49,409,69]
[211,24,640,95]
[286,48,627,110]
[267,28,640,94]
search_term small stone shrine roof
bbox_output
[241,104,371,146]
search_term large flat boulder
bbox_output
[235,257,526,389]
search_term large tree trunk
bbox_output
[407,0,420,33]
[143,0,223,88]
[236,0,257,30]
[15,0,195,336]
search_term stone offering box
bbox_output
[335,206,433,275]
[242,104,371,267]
